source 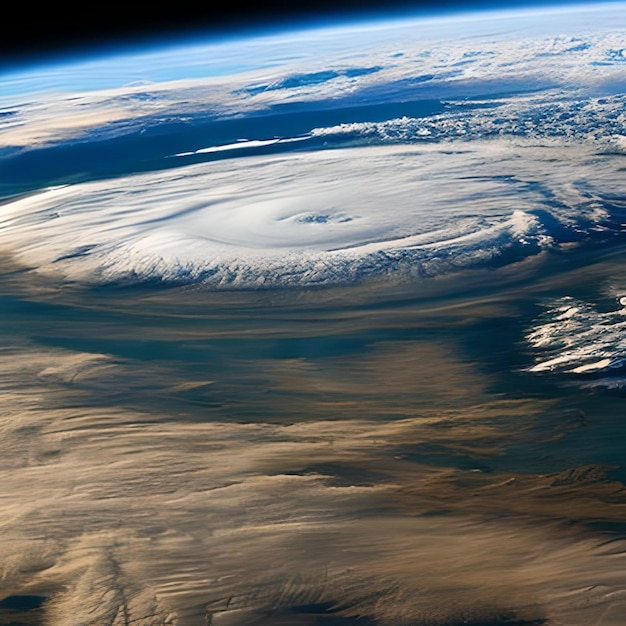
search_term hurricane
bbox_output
[2,142,625,288]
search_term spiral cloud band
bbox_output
[1,142,623,288]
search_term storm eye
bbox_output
[297,214,331,224]
[293,213,353,224]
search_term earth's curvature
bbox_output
[2,3,626,625]
[2,4,626,289]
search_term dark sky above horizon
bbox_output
[1,0,607,64]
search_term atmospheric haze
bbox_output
[1,3,626,625]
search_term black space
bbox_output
[0,0,598,67]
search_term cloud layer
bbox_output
[1,142,624,288]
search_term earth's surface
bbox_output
[1,3,626,625]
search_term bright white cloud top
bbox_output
[1,142,624,287]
